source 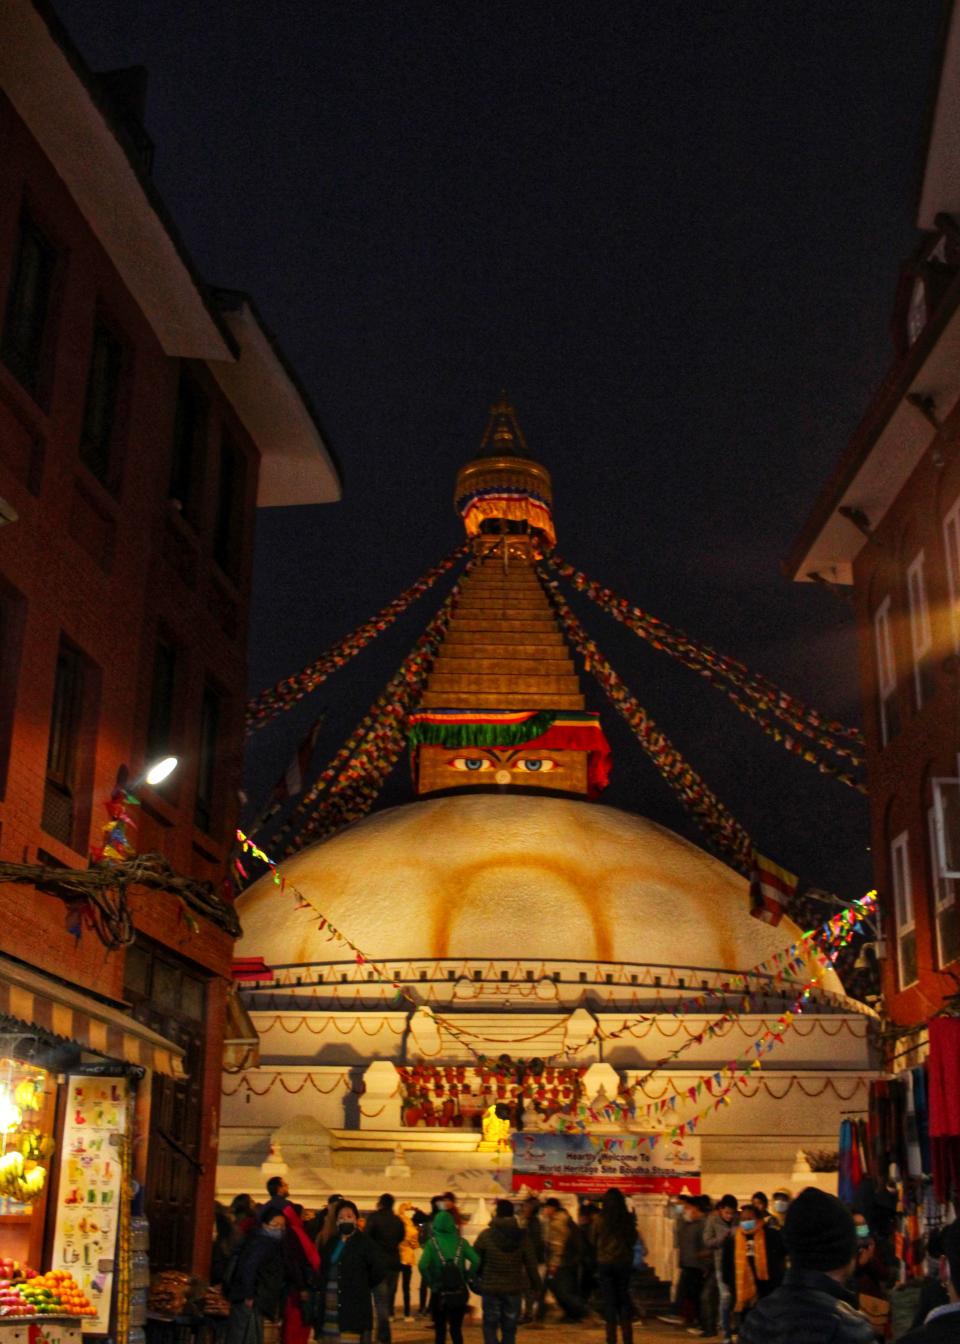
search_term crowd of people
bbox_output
[653,1186,960,1342]
[212,1177,960,1344]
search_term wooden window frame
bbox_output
[873,596,897,747]
[890,829,917,989]
[906,550,933,710]
[0,210,59,400]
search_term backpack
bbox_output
[432,1235,469,1307]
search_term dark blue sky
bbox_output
[56,1,945,896]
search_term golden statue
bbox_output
[479,1103,512,1151]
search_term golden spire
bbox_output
[455,395,556,547]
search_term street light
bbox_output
[144,756,178,787]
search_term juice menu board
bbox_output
[49,1077,128,1335]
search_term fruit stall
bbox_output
[0,1059,56,1272]
[0,1053,140,1344]
[0,1261,95,1342]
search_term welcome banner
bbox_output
[510,1131,701,1196]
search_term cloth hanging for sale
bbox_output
[903,1069,923,1178]
[928,1017,960,1137]
[914,1065,931,1176]
[868,1080,907,1182]
[838,1120,855,1205]
[931,1136,960,1203]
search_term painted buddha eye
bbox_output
[514,758,556,772]
[450,757,494,772]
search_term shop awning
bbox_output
[0,955,185,1077]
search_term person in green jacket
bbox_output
[418,1210,481,1344]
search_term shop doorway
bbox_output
[123,938,207,1270]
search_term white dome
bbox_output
[237,795,841,991]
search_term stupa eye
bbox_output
[450,757,494,772]
[515,757,556,772]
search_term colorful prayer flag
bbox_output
[749,849,798,926]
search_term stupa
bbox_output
[218,399,875,1266]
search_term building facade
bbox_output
[788,4,960,1040]
[0,0,340,1278]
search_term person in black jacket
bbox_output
[900,1221,960,1344]
[316,1199,385,1344]
[739,1187,875,1344]
[365,1194,406,1344]
[474,1199,540,1344]
[226,1210,288,1344]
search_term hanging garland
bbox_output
[236,828,498,1063]
[256,1015,408,1036]
[543,551,864,752]
[537,568,754,870]
[237,823,875,1108]
[573,899,877,1139]
[599,893,877,1078]
[245,542,470,731]
[221,1071,364,1098]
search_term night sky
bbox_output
[56,1,945,900]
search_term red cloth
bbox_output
[928,1018,960,1137]
[282,1293,310,1344]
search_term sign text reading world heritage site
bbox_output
[510,1132,702,1195]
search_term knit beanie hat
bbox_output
[783,1187,856,1271]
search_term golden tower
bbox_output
[408,397,610,798]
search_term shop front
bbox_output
[0,954,184,1344]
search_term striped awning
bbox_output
[0,955,185,1077]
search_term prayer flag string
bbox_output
[245,542,470,732]
[542,551,865,784]
[537,567,754,870]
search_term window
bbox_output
[168,374,207,523]
[194,683,220,834]
[929,806,960,969]
[1,213,57,394]
[42,639,95,849]
[79,321,123,487]
[146,635,177,769]
[906,551,934,709]
[874,597,899,746]
[0,582,25,799]
[213,434,247,580]
[890,830,917,988]
[944,495,960,651]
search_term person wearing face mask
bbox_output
[750,1192,772,1226]
[851,1217,893,1340]
[721,1201,786,1333]
[316,1200,385,1344]
[226,1209,288,1344]
[900,1220,960,1342]
[769,1191,791,1228]
[737,1187,874,1344]
[700,1195,738,1342]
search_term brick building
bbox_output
[0,0,340,1277]
[787,4,960,1046]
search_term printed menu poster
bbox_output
[50,1076,128,1334]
